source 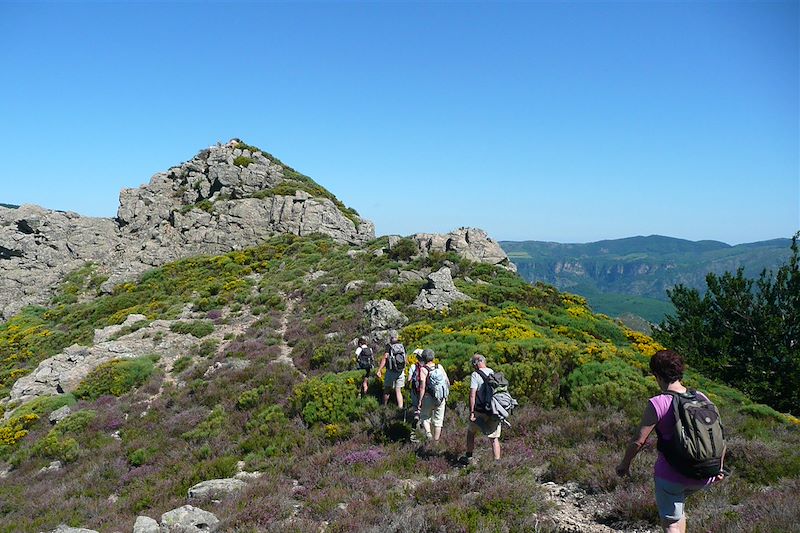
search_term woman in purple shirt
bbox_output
[616,350,725,533]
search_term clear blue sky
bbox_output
[1,1,797,244]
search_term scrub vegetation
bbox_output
[0,234,797,532]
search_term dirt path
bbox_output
[275,296,304,376]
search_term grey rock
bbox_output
[387,235,401,249]
[187,478,247,502]
[344,280,366,293]
[160,505,219,532]
[203,358,251,377]
[364,300,408,332]
[93,314,148,344]
[398,270,425,283]
[412,267,472,311]
[412,227,516,272]
[233,470,263,481]
[49,405,72,424]
[133,515,160,533]
[38,461,62,475]
[374,281,394,290]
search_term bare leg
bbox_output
[661,516,686,533]
[466,427,476,455]
[421,419,432,440]
[395,387,404,409]
[433,426,442,442]
[383,392,390,405]
[491,438,501,460]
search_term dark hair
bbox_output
[650,349,685,383]
[358,337,366,345]
[421,349,435,363]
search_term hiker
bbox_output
[354,337,374,396]
[615,349,726,533]
[464,353,502,461]
[376,335,406,408]
[412,348,450,442]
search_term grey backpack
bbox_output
[656,390,726,479]
[388,342,406,371]
[475,369,518,426]
[426,364,450,404]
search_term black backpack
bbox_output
[387,342,406,371]
[656,390,726,479]
[475,369,517,425]
[356,346,374,370]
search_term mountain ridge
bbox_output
[502,235,793,322]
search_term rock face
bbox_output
[160,505,219,533]
[413,227,516,272]
[48,405,72,424]
[412,267,471,311]
[0,140,374,321]
[364,300,408,332]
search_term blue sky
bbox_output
[0,1,797,244]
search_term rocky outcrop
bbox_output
[50,526,98,533]
[5,315,199,408]
[160,505,219,532]
[0,140,374,321]
[413,227,516,272]
[49,405,72,424]
[412,267,471,311]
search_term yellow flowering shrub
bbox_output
[0,413,39,447]
[401,323,434,345]
[623,328,664,356]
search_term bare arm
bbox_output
[376,353,388,375]
[616,401,658,476]
[416,366,429,411]
[469,386,477,421]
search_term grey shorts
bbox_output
[654,476,702,522]
[383,368,406,390]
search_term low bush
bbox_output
[170,320,214,338]
[565,359,656,412]
[292,371,379,425]
[74,356,157,401]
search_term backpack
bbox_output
[475,369,518,426]
[426,364,449,404]
[409,362,421,391]
[356,346,374,370]
[387,342,406,371]
[656,390,726,479]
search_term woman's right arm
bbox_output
[616,401,658,476]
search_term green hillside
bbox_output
[0,234,797,531]
[502,235,793,323]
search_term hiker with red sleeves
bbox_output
[616,349,726,533]
[412,348,450,443]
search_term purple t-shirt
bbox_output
[650,392,715,487]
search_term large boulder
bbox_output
[187,478,247,502]
[160,505,219,532]
[364,300,408,332]
[412,227,516,272]
[412,267,472,311]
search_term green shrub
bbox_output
[32,432,80,463]
[12,394,76,419]
[388,238,417,261]
[240,405,304,463]
[172,356,192,375]
[170,320,214,338]
[55,410,97,434]
[237,388,262,410]
[292,371,379,425]
[73,357,157,400]
[565,359,656,412]
[182,405,226,442]
[233,156,253,167]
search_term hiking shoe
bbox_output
[457,455,476,467]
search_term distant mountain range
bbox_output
[0,203,19,209]
[501,235,793,323]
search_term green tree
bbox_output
[656,233,800,414]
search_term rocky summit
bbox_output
[1,140,381,320]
